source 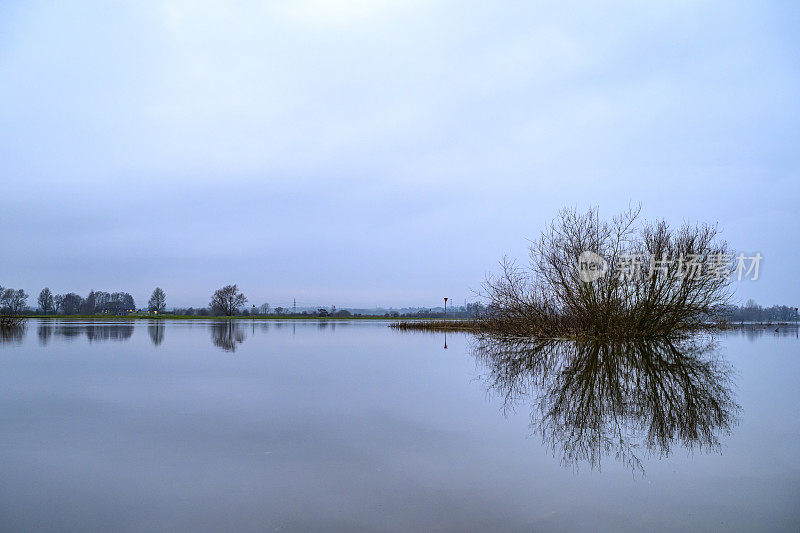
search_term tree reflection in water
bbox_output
[0,323,26,345]
[148,320,165,346]
[37,323,52,345]
[84,323,134,342]
[25,323,134,343]
[210,321,246,352]
[472,335,739,473]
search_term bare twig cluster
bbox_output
[0,315,25,332]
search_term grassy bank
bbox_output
[389,319,482,332]
[390,319,799,335]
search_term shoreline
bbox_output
[16,314,438,321]
[390,319,800,334]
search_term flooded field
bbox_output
[1,320,798,531]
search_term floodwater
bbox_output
[1,319,798,531]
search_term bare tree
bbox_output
[148,287,167,313]
[0,285,27,328]
[1,288,28,315]
[54,294,65,314]
[0,286,8,313]
[60,293,84,315]
[38,288,54,314]
[80,290,94,314]
[13,289,29,314]
[259,303,271,315]
[210,284,247,316]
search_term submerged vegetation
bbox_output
[0,315,25,329]
[389,319,481,332]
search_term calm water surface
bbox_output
[1,319,799,531]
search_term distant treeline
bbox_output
[168,302,486,318]
[1,286,156,316]
[4,284,792,322]
[2,283,487,318]
[720,300,798,323]
[0,287,136,316]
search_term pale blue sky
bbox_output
[1,1,798,309]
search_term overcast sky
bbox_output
[1,1,798,309]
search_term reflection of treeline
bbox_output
[36,323,134,344]
[24,320,252,351]
[731,323,799,340]
[0,323,25,343]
